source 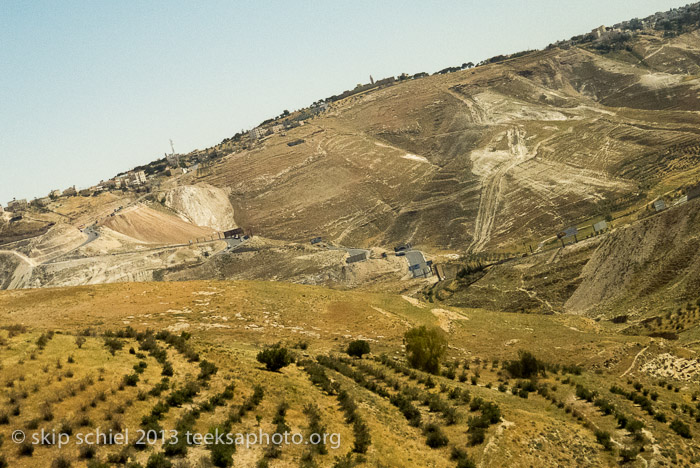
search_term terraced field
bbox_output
[185,29,700,255]
[0,280,699,467]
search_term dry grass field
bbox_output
[0,280,699,467]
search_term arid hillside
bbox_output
[188,28,700,253]
[427,197,700,329]
[1,280,699,467]
[2,22,700,295]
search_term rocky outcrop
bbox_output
[162,184,236,231]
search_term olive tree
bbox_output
[404,326,447,374]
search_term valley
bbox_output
[2,4,700,467]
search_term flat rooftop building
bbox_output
[249,127,265,140]
[6,199,28,212]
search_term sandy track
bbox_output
[621,346,648,377]
[469,127,533,252]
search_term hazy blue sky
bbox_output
[0,0,690,203]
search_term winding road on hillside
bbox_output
[1,225,101,288]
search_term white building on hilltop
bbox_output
[249,127,265,140]
[130,171,147,186]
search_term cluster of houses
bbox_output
[249,119,308,141]
[68,170,149,197]
[1,170,154,214]
[249,102,333,140]
[590,25,625,40]
[248,73,415,142]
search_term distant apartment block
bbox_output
[34,197,51,207]
[6,199,28,212]
[271,124,285,133]
[49,189,61,198]
[249,127,265,140]
[130,170,147,186]
[167,167,185,176]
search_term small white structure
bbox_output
[592,25,606,39]
[130,171,147,186]
[653,199,666,212]
[593,221,608,233]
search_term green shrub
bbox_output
[103,337,123,355]
[52,457,72,468]
[161,361,174,376]
[79,445,96,459]
[619,447,638,463]
[36,333,49,349]
[133,361,147,374]
[594,430,612,450]
[86,461,110,468]
[198,360,218,380]
[208,425,235,467]
[456,458,477,468]
[423,423,448,448]
[626,419,644,434]
[330,454,355,468]
[18,441,34,456]
[670,418,692,438]
[352,419,371,454]
[506,350,544,379]
[347,340,370,358]
[468,426,486,446]
[145,453,172,468]
[256,344,292,371]
[123,373,139,386]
